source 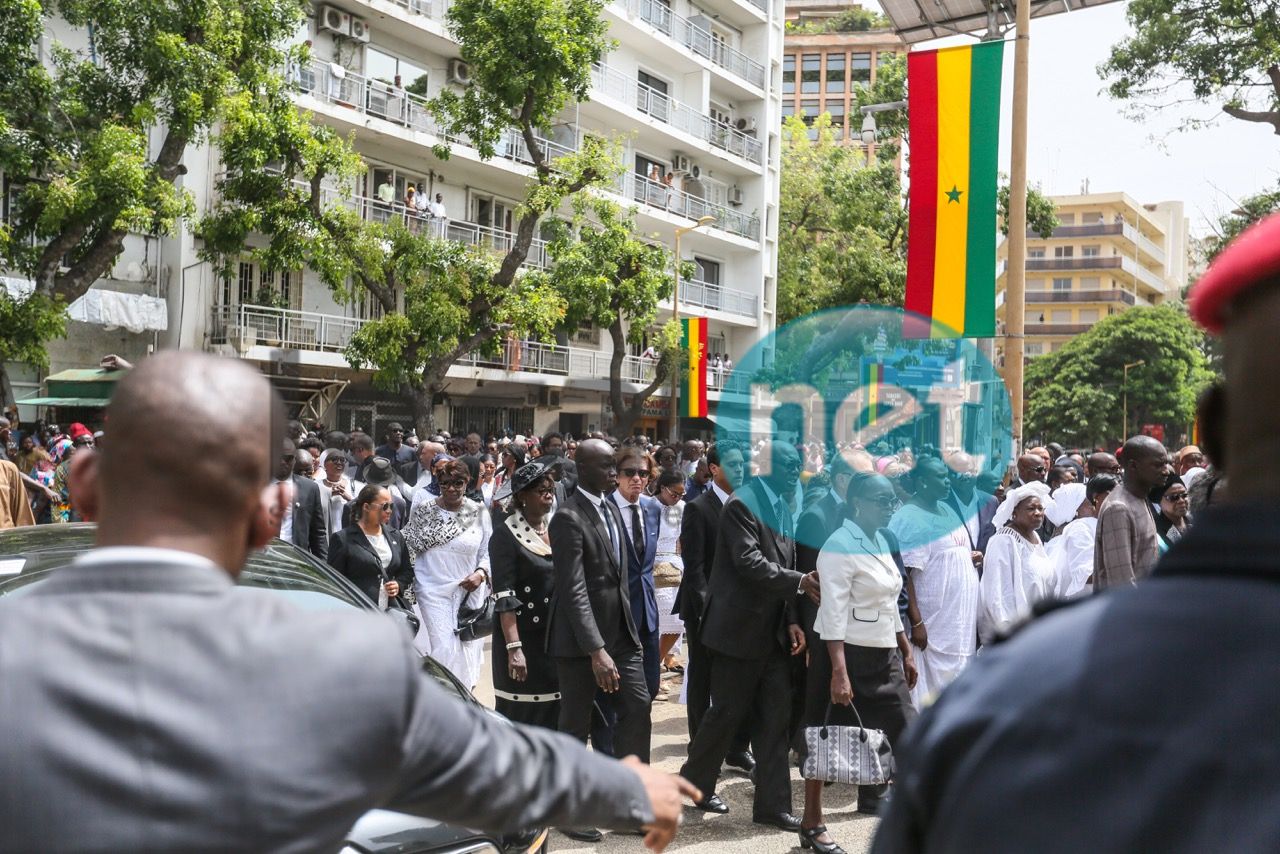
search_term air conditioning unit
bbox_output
[538,388,562,408]
[318,5,350,36]
[728,185,744,206]
[672,154,692,174]
[689,163,702,180]
[349,16,370,42]
[447,58,472,86]
[734,116,758,135]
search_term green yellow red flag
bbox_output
[904,41,1005,338]
[679,317,708,418]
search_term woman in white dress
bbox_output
[979,482,1056,644]
[888,456,981,709]
[651,469,686,679]
[402,459,492,689]
[1045,476,1118,598]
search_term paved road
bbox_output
[472,644,880,853]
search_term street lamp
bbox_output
[1123,359,1145,440]
[669,215,717,441]
[859,100,907,145]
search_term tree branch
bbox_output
[1222,103,1280,133]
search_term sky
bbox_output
[868,0,1280,237]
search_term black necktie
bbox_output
[601,501,620,561]
[630,504,645,558]
[777,499,793,540]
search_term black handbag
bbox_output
[456,594,496,643]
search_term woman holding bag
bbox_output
[652,468,687,681]
[800,472,918,854]
[327,485,413,609]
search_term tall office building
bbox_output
[996,191,1191,359]
[4,0,785,440]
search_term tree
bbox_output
[0,0,308,307]
[1024,305,1214,448]
[1202,181,1280,262]
[0,291,66,407]
[1099,0,1280,134]
[998,182,1059,238]
[549,198,681,437]
[777,114,907,325]
[203,0,620,436]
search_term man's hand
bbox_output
[620,756,701,853]
[910,621,928,651]
[458,570,485,592]
[384,581,400,598]
[591,648,620,692]
[788,624,806,656]
[971,550,983,567]
[902,651,919,690]
[799,571,821,605]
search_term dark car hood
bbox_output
[346,810,484,853]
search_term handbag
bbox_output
[653,560,683,589]
[456,593,496,643]
[800,702,896,786]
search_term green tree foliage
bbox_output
[777,114,906,325]
[549,198,680,437]
[0,291,66,406]
[1099,0,1280,133]
[998,182,1060,238]
[1025,305,1214,448]
[785,8,892,34]
[0,0,308,305]
[853,54,907,159]
[204,0,623,435]
[1203,182,1280,262]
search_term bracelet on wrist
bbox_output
[506,641,523,650]
[911,619,924,628]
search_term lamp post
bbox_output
[668,215,717,442]
[1123,359,1145,440]
[858,100,908,145]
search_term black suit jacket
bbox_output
[547,490,640,658]
[290,474,328,561]
[398,460,430,488]
[796,490,845,577]
[326,524,413,606]
[675,488,723,631]
[700,478,802,660]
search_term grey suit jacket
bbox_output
[0,553,652,851]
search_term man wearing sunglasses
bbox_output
[1011,452,1048,489]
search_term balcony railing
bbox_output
[1029,221,1166,264]
[615,172,760,240]
[615,0,767,89]
[210,304,729,389]
[1025,289,1136,306]
[388,0,451,22]
[679,277,759,318]
[1022,255,1169,293]
[1025,323,1092,336]
[591,64,763,164]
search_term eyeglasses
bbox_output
[858,496,901,510]
[439,480,467,489]
[1165,492,1189,502]
[374,502,393,510]
[620,468,650,479]
[1031,465,1047,473]
[662,486,686,499]
[533,486,556,496]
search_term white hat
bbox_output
[1045,483,1087,528]
[993,481,1053,529]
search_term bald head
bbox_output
[98,352,282,537]
[1017,453,1046,484]
[1085,451,1121,479]
[1121,435,1171,494]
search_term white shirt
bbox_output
[364,530,392,570]
[611,492,647,551]
[429,200,446,218]
[978,528,1058,644]
[814,520,904,648]
[275,478,295,542]
[578,487,621,561]
[710,481,731,507]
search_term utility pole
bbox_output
[1005,0,1032,453]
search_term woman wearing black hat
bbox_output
[489,457,561,729]
[1150,472,1192,553]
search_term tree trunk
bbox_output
[607,315,670,439]
[403,377,441,440]
[0,363,12,412]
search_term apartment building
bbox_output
[996,191,1191,358]
[781,0,903,155]
[5,0,785,440]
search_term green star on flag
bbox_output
[945,185,963,203]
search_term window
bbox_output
[1051,309,1072,323]
[781,102,795,119]
[1026,278,1045,290]
[826,102,845,135]
[1054,245,1074,258]
[876,50,896,67]
[1081,244,1101,257]
[236,261,254,304]
[783,55,795,94]
[1080,276,1101,290]
[637,70,669,120]
[851,53,872,87]
[1058,213,1076,225]
[1082,211,1103,224]
[825,53,845,93]
[1024,310,1040,324]
[1078,309,1099,323]
[801,54,821,93]
[1025,342,1044,356]
[1052,277,1072,291]
[365,47,429,97]
[800,100,820,139]
[694,257,721,285]
[1028,247,1045,258]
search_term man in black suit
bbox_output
[276,439,328,561]
[676,441,753,770]
[680,442,819,831]
[943,451,998,559]
[398,440,444,489]
[548,438,653,843]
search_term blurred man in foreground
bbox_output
[0,352,696,852]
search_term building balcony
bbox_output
[1012,255,1168,295]
[1025,322,1092,336]
[1027,221,1166,265]
[209,303,729,390]
[613,171,760,241]
[677,277,759,319]
[1025,289,1136,306]
[591,63,763,166]
[612,0,767,90]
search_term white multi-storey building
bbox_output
[6,0,785,440]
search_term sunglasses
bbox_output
[373,502,393,510]
[859,495,901,510]
[663,486,686,499]
[620,468,650,479]
[1031,465,1046,473]
[439,480,467,489]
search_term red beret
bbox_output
[1190,212,1280,334]
[68,422,92,440]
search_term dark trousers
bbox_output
[680,647,794,816]
[597,625,660,756]
[639,625,660,699]
[686,625,752,756]
[555,648,652,763]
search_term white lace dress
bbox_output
[406,498,492,689]
[654,499,685,637]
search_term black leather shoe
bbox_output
[693,794,729,814]
[561,827,604,842]
[753,811,803,831]
[800,825,847,854]
[725,749,756,773]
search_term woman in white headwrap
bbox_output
[978,481,1056,644]
[1045,476,1118,598]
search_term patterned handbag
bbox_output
[800,702,896,786]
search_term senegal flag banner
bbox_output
[679,317,708,418]
[904,41,1005,339]
[862,359,882,429]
